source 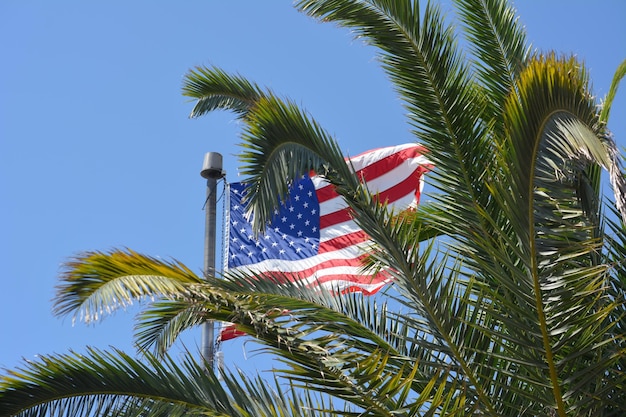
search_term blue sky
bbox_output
[1,1,625,378]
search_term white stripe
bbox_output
[232,242,374,275]
[319,219,360,243]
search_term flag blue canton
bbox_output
[228,176,321,268]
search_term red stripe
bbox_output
[316,146,426,203]
[219,325,247,341]
[320,208,354,229]
[319,230,370,253]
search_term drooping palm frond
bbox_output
[237,94,356,231]
[0,347,235,417]
[182,66,266,119]
[0,348,342,417]
[54,249,203,324]
[472,54,625,415]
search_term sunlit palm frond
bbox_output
[474,53,624,415]
[237,94,355,231]
[599,58,626,124]
[54,249,202,324]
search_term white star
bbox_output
[294,195,300,201]
[279,249,286,255]
[281,216,287,223]
[297,213,303,219]
[282,233,288,240]
[303,202,309,208]
[305,220,310,226]
[312,226,317,232]
[311,209,317,215]
[289,223,295,230]
[297,230,303,237]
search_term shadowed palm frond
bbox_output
[454,0,528,132]
[0,347,344,417]
[182,66,266,119]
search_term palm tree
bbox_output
[2,0,625,415]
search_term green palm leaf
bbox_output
[54,250,203,323]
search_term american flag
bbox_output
[225,143,430,292]
[219,144,430,341]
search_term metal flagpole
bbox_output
[200,152,225,370]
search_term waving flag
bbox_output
[219,143,430,341]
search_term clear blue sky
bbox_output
[1,1,625,376]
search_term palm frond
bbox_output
[237,94,355,231]
[0,347,346,417]
[0,348,235,417]
[182,66,266,119]
[480,53,625,415]
[54,249,202,324]
[599,58,626,124]
[454,0,529,124]
[296,1,491,216]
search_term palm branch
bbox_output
[0,347,339,417]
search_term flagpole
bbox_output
[200,152,224,370]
